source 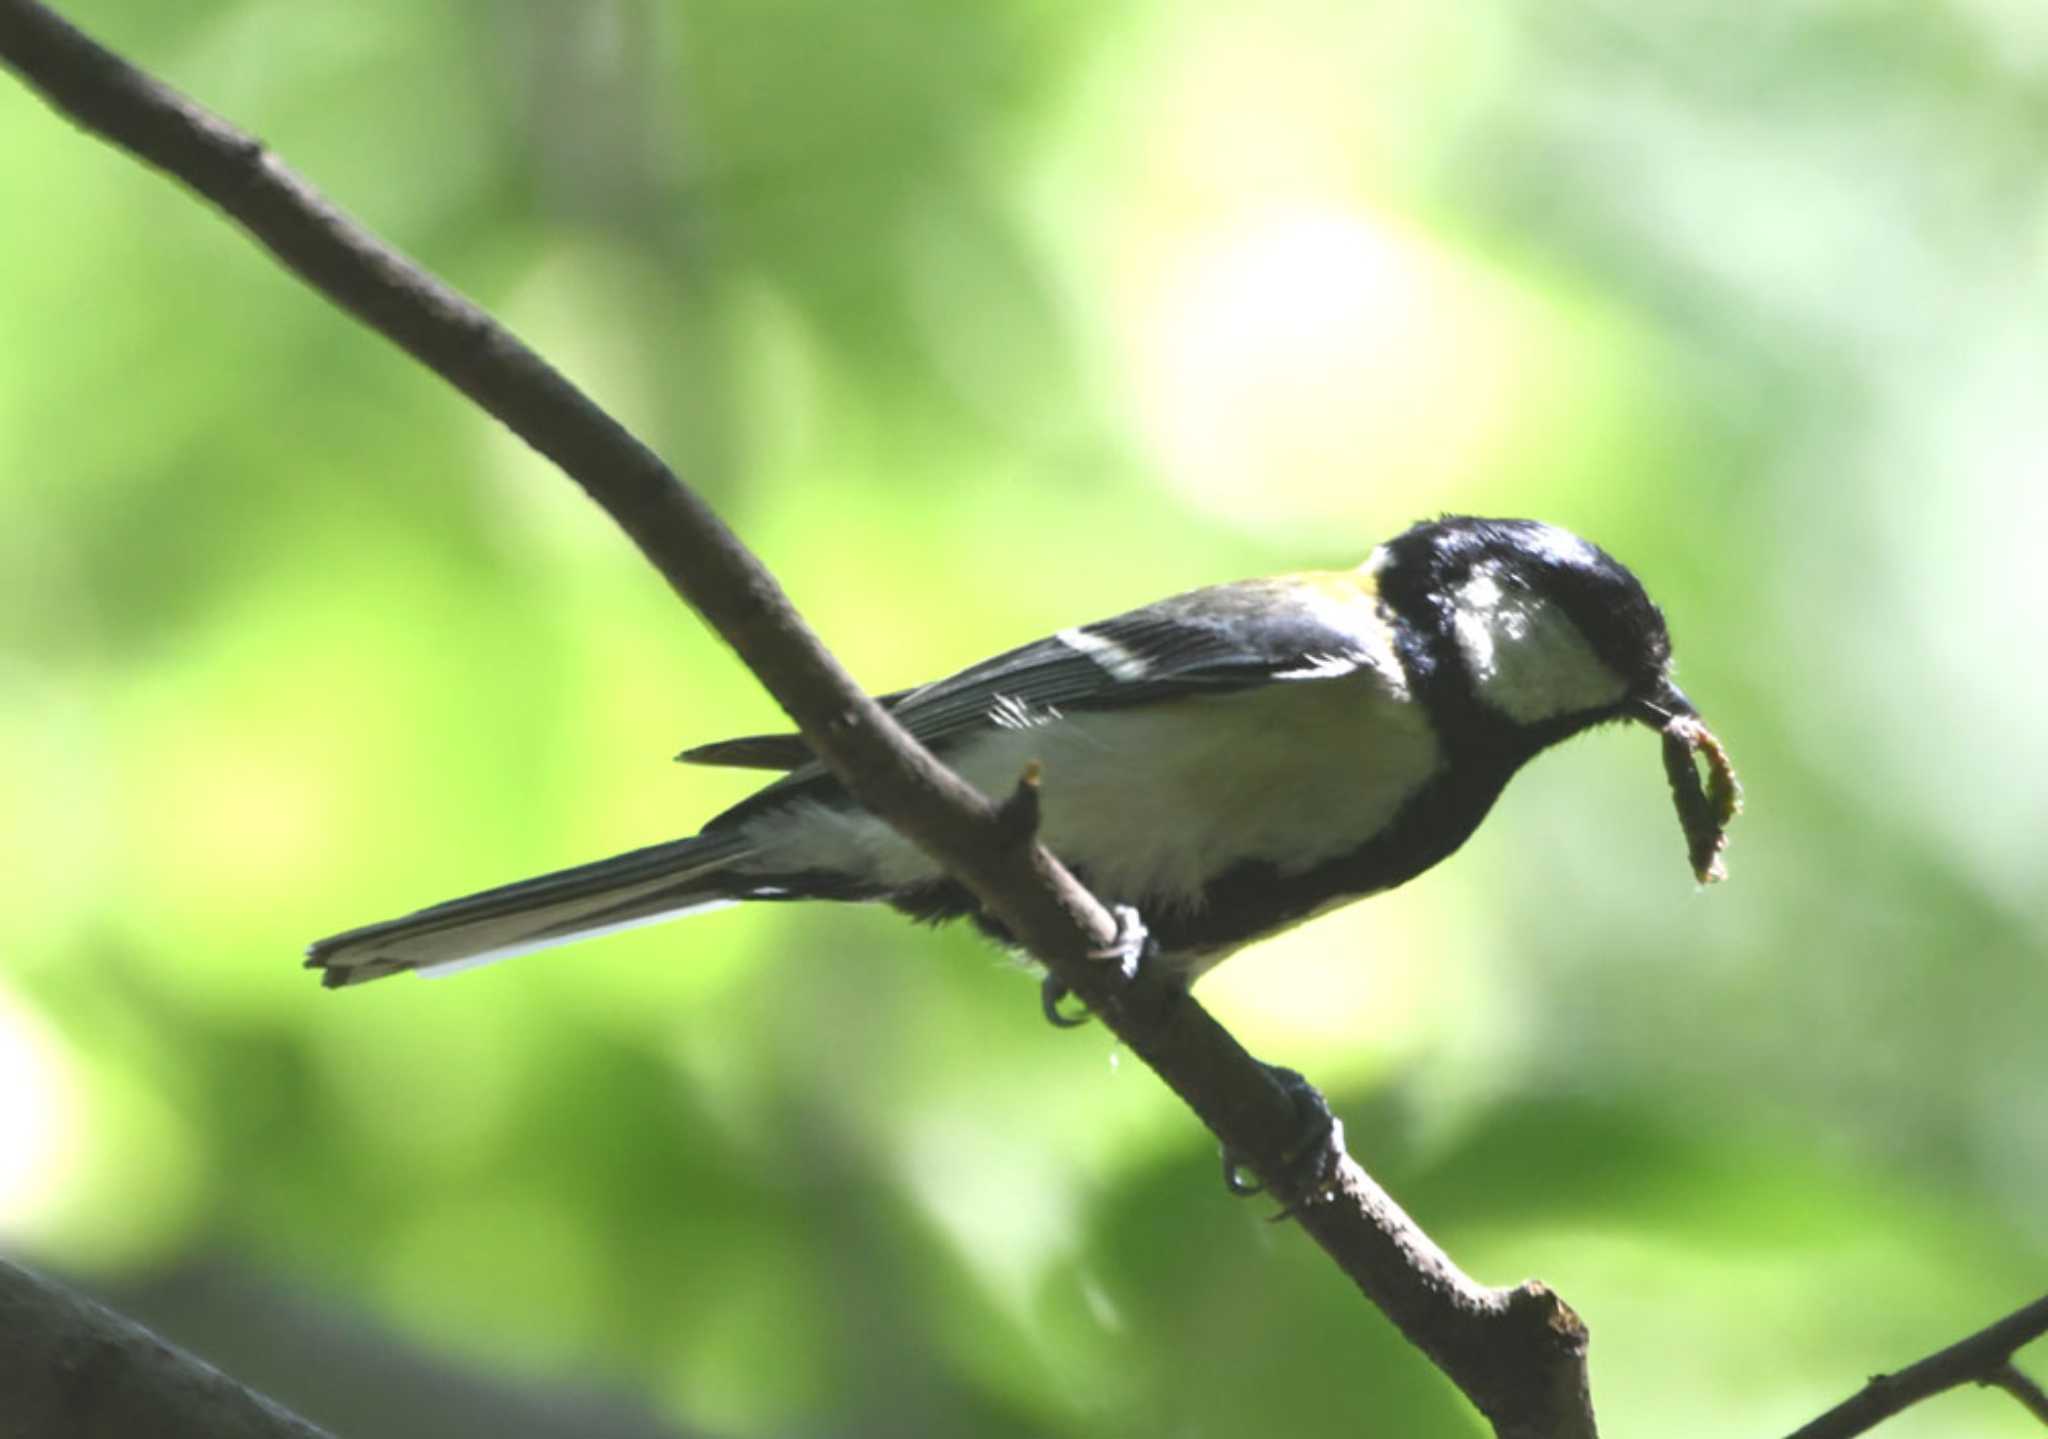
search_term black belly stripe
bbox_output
[1141,754,1521,953]
[880,748,1530,957]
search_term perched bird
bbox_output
[307,515,1738,989]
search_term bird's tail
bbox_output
[305,832,756,988]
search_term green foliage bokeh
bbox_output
[3,1,2046,1435]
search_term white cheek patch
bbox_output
[1452,563,1627,724]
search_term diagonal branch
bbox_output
[1784,1292,2048,1439]
[0,1256,334,1439]
[0,2,1601,1434]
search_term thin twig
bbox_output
[0,3,1605,1433]
[1987,1362,2048,1426]
[1784,1293,2048,1439]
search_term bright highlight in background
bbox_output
[0,993,80,1239]
[1126,206,1519,525]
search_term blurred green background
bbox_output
[4,0,2046,1435]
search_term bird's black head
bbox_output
[1372,515,1740,883]
[1370,516,1694,743]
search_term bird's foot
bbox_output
[1040,904,1154,1029]
[1221,1064,1347,1220]
[1040,973,1090,1028]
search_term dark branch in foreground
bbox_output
[1784,1292,2048,1439]
[0,1256,332,1439]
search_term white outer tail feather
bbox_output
[415,898,738,979]
[307,833,755,987]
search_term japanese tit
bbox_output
[308,516,1739,988]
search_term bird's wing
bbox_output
[680,573,1393,778]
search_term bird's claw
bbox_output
[1089,904,1151,982]
[1040,904,1155,1029]
[1220,1065,1346,1220]
[1040,975,1091,1028]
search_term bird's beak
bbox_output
[1633,679,1741,884]
[1629,678,1698,729]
